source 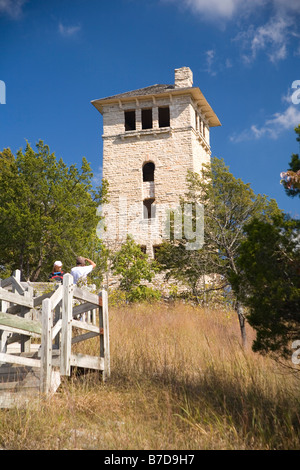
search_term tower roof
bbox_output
[91,68,221,127]
[94,83,175,101]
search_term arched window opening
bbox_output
[143,162,155,182]
[143,198,155,219]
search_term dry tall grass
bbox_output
[0,302,300,450]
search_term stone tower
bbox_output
[92,67,220,256]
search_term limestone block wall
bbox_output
[101,93,211,253]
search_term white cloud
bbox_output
[163,0,264,21]
[203,49,233,76]
[237,14,294,64]
[164,0,300,22]
[58,22,81,37]
[230,105,300,143]
[265,106,300,133]
[183,0,238,19]
[92,165,103,188]
[0,0,27,18]
[272,0,300,14]
[204,49,217,76]
[164,0,300,63]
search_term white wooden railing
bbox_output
[0,271,110,395]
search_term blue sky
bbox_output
[1,0,300,218]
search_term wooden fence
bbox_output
[0,270,110,403]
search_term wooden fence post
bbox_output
[0,299,9,359]
[60,274,74,376]
[40,298,52,394]
[13,269,21,283]
[100,289,110,380]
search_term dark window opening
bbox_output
[142,108,153,129]
[140,245,147,254]
[158,106,170,128]
[143,162,155,182]
[143,198,155,219]
[125,110,136,131]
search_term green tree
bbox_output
[0,140,107,281]
[156,239,210,304]
[157,157,281,345]
[231,127,300,359]
[230,215,300,359]
[280,125,300,197]
[112,235,160,302]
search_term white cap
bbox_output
[54,261,62,267]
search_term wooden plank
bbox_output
[52,319,62,341]
[1,276,25,295]
[0,300,9,354]
[101,289,110,380]
[60,274,73,376]
[71,331,100,345]
[70,353,104,371]
[73,286,100,305]
[72,319,100,334]
[72,302,98,318]
[36,348,59,359]
[53,303,61,349]
[0,311,42,335]
[19,303,32,354]
[49,285,63,310]
[13,270,21,283]
[0,324,40,338]
[40,298,52,394]
[7,333,24,345]
[6,304,31,315]
[0,352,40,368]
[0,288,34,308]
[50,370,61,394]
[92,309,97,325]
[33,289,56,307]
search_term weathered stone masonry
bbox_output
[92,67,221,258]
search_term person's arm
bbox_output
[84,257,96,269]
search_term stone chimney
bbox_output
[174,67,193,88]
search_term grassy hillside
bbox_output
[0,303,299,450]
